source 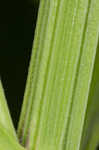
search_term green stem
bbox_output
[18,0,99,149]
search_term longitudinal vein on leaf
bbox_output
[18,0,99,150]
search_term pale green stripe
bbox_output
[65,0,99,149]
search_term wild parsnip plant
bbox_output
[0,0,99,150]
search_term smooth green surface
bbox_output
[80,40,99,150]
[0,124,25,150]
[85,118,99,150]
[0,81,17,140]
[65,0,99,149]
[18,0,99,149]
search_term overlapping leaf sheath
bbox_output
[18,0,99,150]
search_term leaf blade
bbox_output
[0,123,25,150]
[0,81,17,140]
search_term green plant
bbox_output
[0,0,99,150]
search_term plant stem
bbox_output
[18,0,99,149]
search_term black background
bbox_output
[0,0,39,128]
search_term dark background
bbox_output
[0,0,39,128]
